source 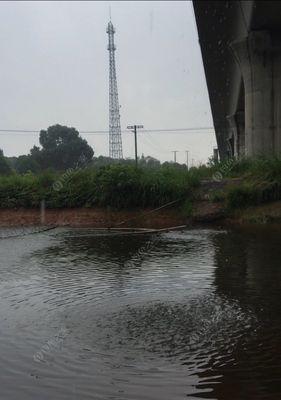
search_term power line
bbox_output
[0,129,40,133]
[0,127,215,135]
[141,127,213,132]
[141,131,171,154]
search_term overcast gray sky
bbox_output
[0,0,215,165]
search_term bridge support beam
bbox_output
[231,31,281,156]
[227,111,245,158]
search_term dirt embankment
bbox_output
[0,208,187,229]
[229,202,281,224]
[192,178,281,225]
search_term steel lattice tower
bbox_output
[107,21,123,159]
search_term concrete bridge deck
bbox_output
[193,1,281,159]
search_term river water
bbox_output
[0,225,280,399]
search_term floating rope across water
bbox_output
[112,198,183,228]
[63,225,188,238]
[0,226,57,240]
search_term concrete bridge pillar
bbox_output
[231,31,281,156]
[226,111,245,158]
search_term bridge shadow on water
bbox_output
[196,225,281,400]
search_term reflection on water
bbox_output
[210,226,281,400]
[0,226,280,399]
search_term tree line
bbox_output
[0,124,188,175]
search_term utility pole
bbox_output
[185,150,189,170]
[213,147,219,163]
[127,125,144,167]
[172,150,179,163]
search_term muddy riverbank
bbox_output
[0,208,187,229]
[1,199,281,229]
[1,201,281,229]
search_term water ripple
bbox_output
[0,226,280,399]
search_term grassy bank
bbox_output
[0,164,199,209]
[209,157,281,211]
[0,157,280,223]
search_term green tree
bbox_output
[36,124,94,171]
[139,155,161,168]
[0,149,12,175]
[14,155,40,174]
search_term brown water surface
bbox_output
[0,225,280,399]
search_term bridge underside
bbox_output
[193,0,281,159]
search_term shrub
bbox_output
[0,165,199,209]
[226,185,259,210]
[180,199,193,217]
[210,190,226,203]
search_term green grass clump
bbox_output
[197,156,281,183]
[246,157,281,181]
[224,157,281,210]
[90,164,199,209]
[209,190,226,203]
[180,199,193,217]
[0,172,54,208]
[212,156,281,181]
[226,185,259,210]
